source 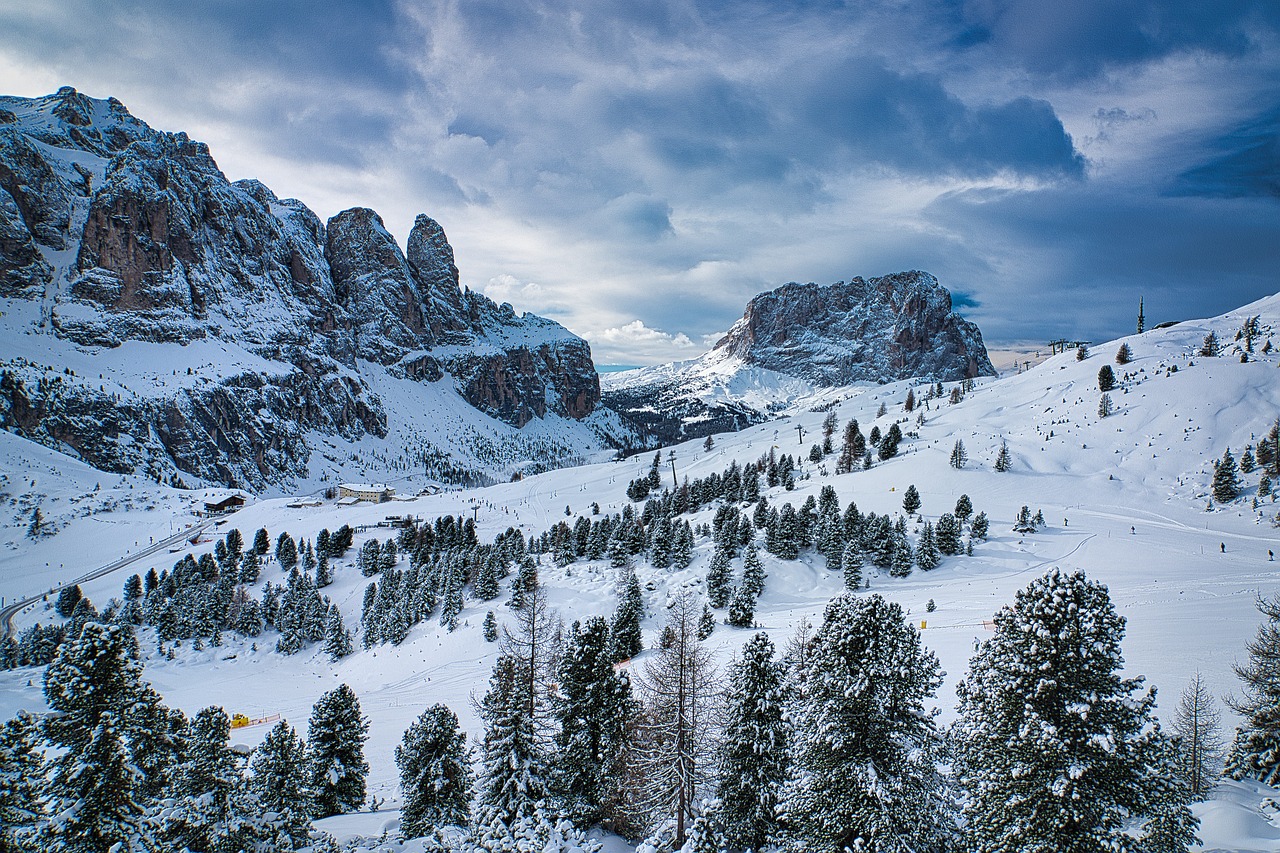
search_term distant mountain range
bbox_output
[0,87,996,490]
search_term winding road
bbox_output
[0,518,217,643]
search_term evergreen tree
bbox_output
[1116,342,1133,364]
[1099,392,1115,418]
[159,706,276,853]
[39,622,154,853]
[0,712,42,852]
[253,527,270,556]
[478,654,549,824]
[841,541,863,590]
[315,552,332,588]
[26,507,43,538]
[307,684,370,818]
[969,511,990,540]
[740,545,765,598]
[610,569,644,662]
[554,616,633,827]
[251,720,314,847]
[935,512,962,555]
[1171,672,1224,799]
[994,441,1012,472]
[781,594,953,853]
[397,705,473,837]
[239,549,261,585]
[727,583,756,628]
[706,549,733,609]
[718,633,787,851]
[954,493,973,525]
[1098,364,1116,392]
[276,532,298,571]
[949,439,968,469]
[55,583,83,618]
[323,606,353,660]
[954,569,1196,853]
[888,527,913,577]
[915,521,940,571]
[475,555,501,601]
[901,484,921,515]
[484,611,499,642]
[1212,449,1243,503]
[1225,593,1280,784]
[672,521,695,569]
[1200,331,1219,357]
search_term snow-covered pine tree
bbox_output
[916,521,940,571]
[672,521,695,570]
[307,683,370,818]
[323,606,353,660]
[1171,672,1224,798]
[484,611,499,642]
[706,548,733,609]
[1225,593,1280,784]
[397,705,473,837]
[276,532,298,571]
[949,439,967,469]
[253,527,270,556]
[841,540,863,590]
[129,685,187,802]
[630,592,721,847]
[554,616,634,828]
[994,440,1012,472]
[55,583,83,618]
[39,622,155,853]
[610,568,644,663]
[740,544,765,599]
[780,593,954,853]
[954,569,1196,853]
[1212,449,1243,503]
[157,705,277,853]
[0,712,42,851]
[475,555,501,601]
[935,512,962,555]
[718,632,787,851]
[902,484,921,515]
[478,654,550,825]
[251,719,314,847]
[888,527,913,577]
[969,511,989,540]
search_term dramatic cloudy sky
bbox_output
[2,1,1277,366]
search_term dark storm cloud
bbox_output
[925,185,1280,342]
[942,0,1280,79]
[1173,105,1280,199]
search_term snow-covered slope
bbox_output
[2,291,1279,850]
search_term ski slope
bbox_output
[2,293,1280,851]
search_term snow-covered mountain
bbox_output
[0,87,621,492]
[602,271,995,444]
[2,290,1278,853]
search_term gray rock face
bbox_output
[602,271,995,445]
[0,87,600,490]
[715,272,995,385]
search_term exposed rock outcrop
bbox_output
[602,271,995,445]
[0,87,600,490]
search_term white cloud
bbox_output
[483,274,544,308]
[585,320,699,365]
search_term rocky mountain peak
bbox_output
[715,270,995,385]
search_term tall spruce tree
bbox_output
[718,633,787,851]
[397,705,473,837]
[780,593,954,853]
[954,569,1196,853]
[841,541,863,590]
[39,622,156,853]
[1225,593,1280,784]
[554,616,633,827]
[610,569,644,663]
[478,654,550,825]
[307,683,370,818]
[1212,449,1243,503]
[251,720,314,847]
[902,484,921,515]
[706,549,734,609]
[0,712,42,852]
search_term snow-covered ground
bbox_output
[3,293,1280,850]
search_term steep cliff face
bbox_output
[602,271,995,444]
[715,272,995,384]
[0,87,602,490]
